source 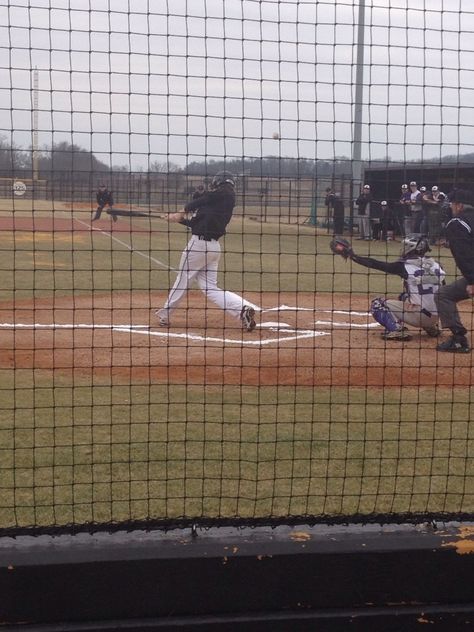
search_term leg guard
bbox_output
[370,297,401,332]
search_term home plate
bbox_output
[258,321,291,328]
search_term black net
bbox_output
[0,0,473,534]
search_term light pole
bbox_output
[32,67,39,182]
[351,0,366,232]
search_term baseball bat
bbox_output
[106,208,165,219]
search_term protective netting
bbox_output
[0,0,473,534]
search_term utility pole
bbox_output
[350,0,366,233]
[32,67,39,182]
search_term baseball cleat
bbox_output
[436,334,470,353]
[423,325,440,337]
[381,328,412,341]
[240,305,256,332]
[155,309,170,327]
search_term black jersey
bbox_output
[181,184,236,240]
[96,189,113,207]
[445,205,474,284]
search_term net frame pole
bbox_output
[352,0,366,188]
[32,67,39,182]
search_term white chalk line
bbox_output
[75,218,174,271]
[0,302,376,347]
[0,322,328,347]
[314,320,380,329]
[262,305,371,316]
[115,326,327,346]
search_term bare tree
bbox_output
[0,134,30,174]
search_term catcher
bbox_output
[330,234,445,340]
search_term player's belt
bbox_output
[197,235,215,241]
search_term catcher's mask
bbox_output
[400,234,430,259]
[211,171,236,189]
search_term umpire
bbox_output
[435,189,474,353]
[92,184,115,221]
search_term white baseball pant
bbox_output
[161,235,246,319]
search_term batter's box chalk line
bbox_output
[0,321,327,347]
[0,303,377,347]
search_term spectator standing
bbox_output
[399,183,411,237]
[370,199,383,240]
[419,186,430,234]
[325,189,346,235]
[380,200,395,241]
[409,181,423,232]
[425,186,445,245]
[355,184,372,240]
[439,193,452,245]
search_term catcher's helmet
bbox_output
[211,171,236,189]
[400,234,430,259]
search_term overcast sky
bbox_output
[1,0,474,170]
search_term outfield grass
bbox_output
[0,207,459,299]
[0,201,472,529]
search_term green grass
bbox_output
[0,204,472,529]
[0,212,459,299]
[1,382,472,528]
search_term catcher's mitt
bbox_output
[329,237,353,260]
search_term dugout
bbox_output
[362,163,474,202]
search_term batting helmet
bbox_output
[400,234,431,259]
[211,171,236,189]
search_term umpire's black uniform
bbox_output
[435,191,474,352]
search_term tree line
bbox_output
[2,135,474,181]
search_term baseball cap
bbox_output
[363,184,370,189]
[410,181,417,186]
[401,184,408,189]
[381,200,387,205]
[420,186,426,192]
[432,186,438,191]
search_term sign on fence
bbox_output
[13,181,27,196]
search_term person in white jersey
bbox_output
[347,234,445,341]
[409,181,423,233]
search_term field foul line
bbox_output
[0,322,328,347]
[314,320,380,329]
[75,218,174,271]
[262,305,371,316]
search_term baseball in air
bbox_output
[272,132,280,140]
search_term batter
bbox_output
[155,171,257,332]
